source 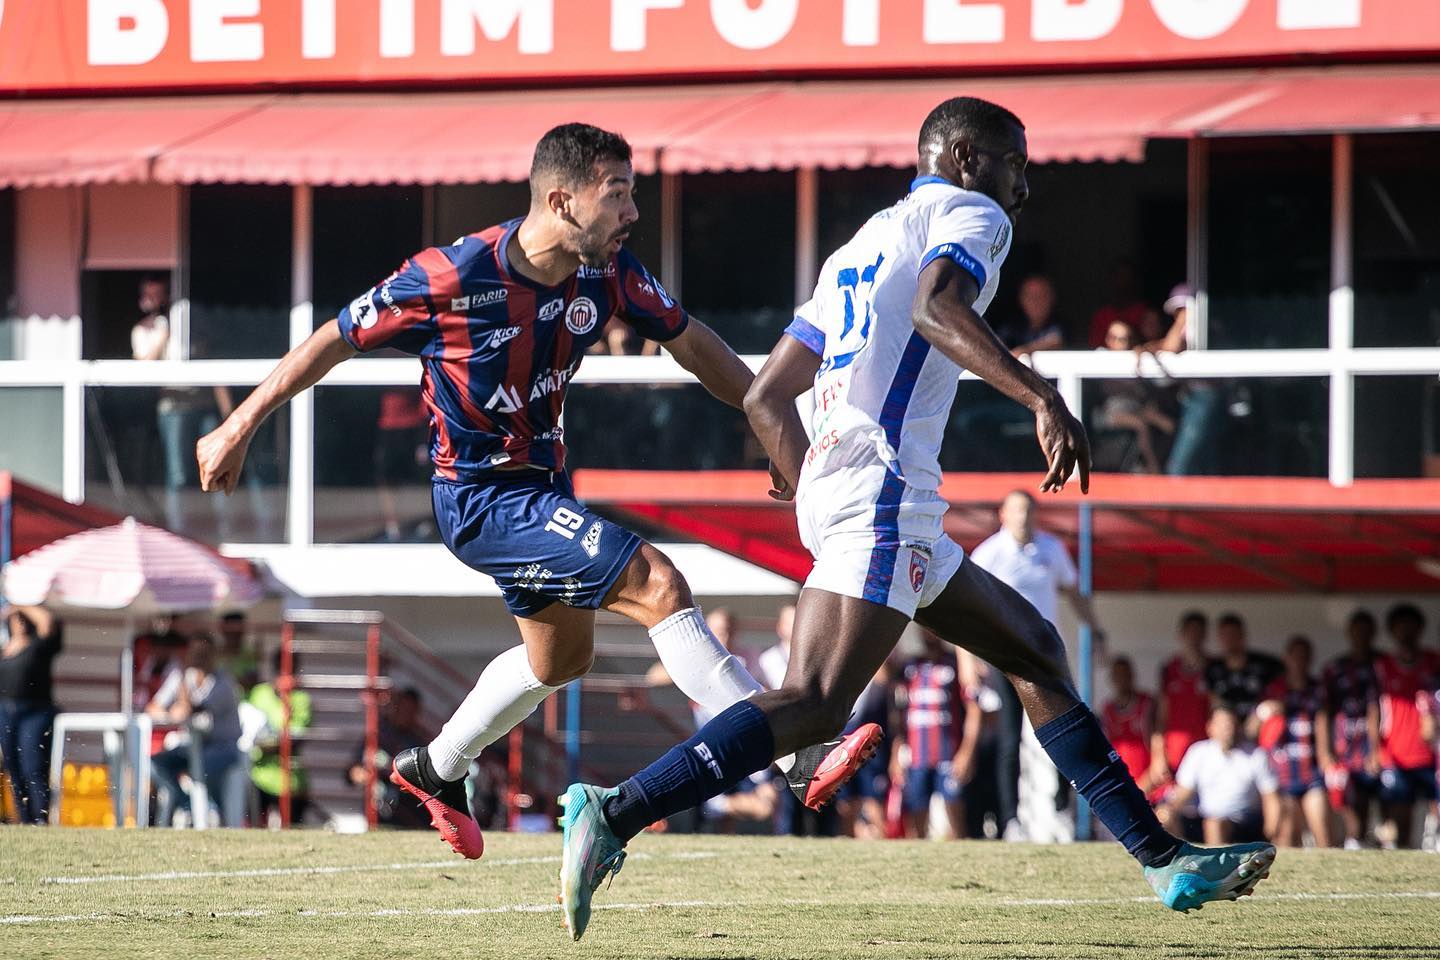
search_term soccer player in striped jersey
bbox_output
[195,123,859,860]
[558,97,1274,940]
[1317,608,1381,848]
[894,631,980,838]
[1256,635,1331,848]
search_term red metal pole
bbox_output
[279,622,294,828]
[507,725,524,832]
[364,623,381,831]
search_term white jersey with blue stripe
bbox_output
[786,176,1012,494]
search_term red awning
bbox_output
[0,96,270,188]
[2,66,1436,188]
[1,472,126,560]
[574,471,1440,594]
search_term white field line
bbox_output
[40,850,715,886]
[0,898,822,926]
[996,890,1440,907]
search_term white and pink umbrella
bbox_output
[3,515,262,707]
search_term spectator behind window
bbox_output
[0,605,64,825]
[1087,258,1161,348]
[1091,320,1175,474]
[999,274,1065,357]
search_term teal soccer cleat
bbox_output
[1144,841,1276,912]
[558,783,628,941]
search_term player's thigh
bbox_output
[514,603,597,687]
[600,541,695,629]
[915,557,1073,686]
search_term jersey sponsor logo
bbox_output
[988,221,1010,262]
[580,520,603,558]
[451,288,508,312]
[909,548,928,593]
[564,296,599,335]
[530,365,576,400]
[348,290,379,329]
[805,427,842,467]
[627,268,675,310]
[486,384,524,413]
[488,325,522,349]
[693,742,724,780]
[538,298,564,323]
[577,263,617,278]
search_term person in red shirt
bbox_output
[1151,611,1211,790]
[1101,657,1157,793]
[1086,259,1161,348]
[1374,604,1440,849]
[1256,635,1331,848]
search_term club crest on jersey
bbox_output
[909,548,929,593]
[565,297,599,335]
[538,298,564,323]
[988,221,1010,262]
[348,291,378,329]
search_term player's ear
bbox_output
[547,186,573,221]
[953,139,980,183]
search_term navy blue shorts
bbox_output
[433,471,642,618]
[902,762,962,813]
[1379,765,1439,805]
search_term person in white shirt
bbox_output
[757,604,795,692]
[1161,705,1277,845]
[969,489,1101,841]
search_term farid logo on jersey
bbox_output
[451,288,507,312]
[565,297,599,335]
[909,548,929,593]
[348,290,378,329]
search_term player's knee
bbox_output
[634,547,694,618]
[531,647,594,687]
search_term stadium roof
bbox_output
[1,66,1437,187]
[574,471,1440,594]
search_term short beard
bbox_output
[574,221,616,267]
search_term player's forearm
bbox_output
[745,397,809,490]
[666,319,753,410]
[915,302,1061,415]
[228,320,355,438]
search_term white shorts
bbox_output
[795,462,963,619]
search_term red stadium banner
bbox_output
[0,1,1436,96]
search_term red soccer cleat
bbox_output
[785,722,885,811]
[390,747,485,860]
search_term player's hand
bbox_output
[766,461,795,502]
[1364,753,1381,777]
[196,420,251,496]
[1034,400,1091,494]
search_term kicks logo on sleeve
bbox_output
[693,743,724,781]
[580,521,603,558]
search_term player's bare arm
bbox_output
[662,317,755,410]
[911,257,1090,493]
[743,334,822,497]
[196,318,356,495]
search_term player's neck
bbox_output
[511,216,581,286]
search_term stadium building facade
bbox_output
[1,3,1439,801]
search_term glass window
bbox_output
[84,385,286,543]
[313,186,424,329]
[681,171,795,354]
[1081,375,1327,477]
[188,185,292,359]
[816,167,911,279]
[1354,133,1440,348]
[942,381,1048,474]
[565,383,757,471]
[0,387,63,491]
[1355,376,1440,478]
[313,385,436,544]
[81,269,172,360]
[1207,137,1331,349]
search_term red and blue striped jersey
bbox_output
[1260,676,1324,790]
[337,219,687,478]
[902,659,966,768]
[1320,652,1378,771]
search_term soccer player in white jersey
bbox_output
[558,98,1275,940]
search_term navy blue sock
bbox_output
[1035,704,1181,868]
[603,700,775,843]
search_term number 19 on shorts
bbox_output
[544,507,586,540]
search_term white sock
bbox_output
[427,645,558,781]
[648,607,797,773]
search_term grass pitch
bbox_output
[3,828,1439,959]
